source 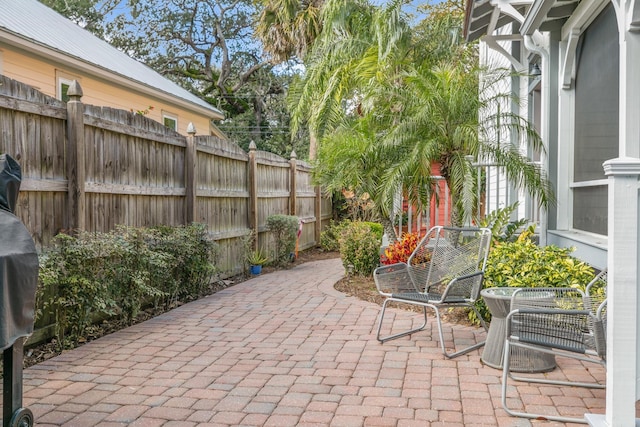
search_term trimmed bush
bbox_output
[266,214,299,267]
[38,232,117,349]
[149,223,218,304]
[338,221,382,276]
[37,223,218,349]
[320,220,350,252]
[363,221,384,241]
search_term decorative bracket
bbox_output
[628,0,640,32]
[561,28,580,89]
[483,0,528,70]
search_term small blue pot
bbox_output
[250,264,262,275]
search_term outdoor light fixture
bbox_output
[531,63,542,77]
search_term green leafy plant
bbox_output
[102,226,170,325]
[38,233,116,349]
[240,230,258,276]
[471,230,597,325]
[266,214,299,267]
[320,220,351,251]
[476,202,529,244]
[363,221,384,241]
[36,224,219,348]
[247,249,269,266]
[149,223,218,306]
[338,221,382,276]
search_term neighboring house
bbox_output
[0,0,225,137]
[466,0,640,424]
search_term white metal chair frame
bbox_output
[501,270,608,424]
[374,226,492,358]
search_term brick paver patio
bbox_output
[9,258,604,426]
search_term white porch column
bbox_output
[589,5,640,425]
[595,158,640,427]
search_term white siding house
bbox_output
[465,0,640,424]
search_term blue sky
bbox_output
[371,0,430,24]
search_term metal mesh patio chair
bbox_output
[373,226,492,358]
[501,270,608,424]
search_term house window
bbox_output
[163,113,178,131]
[572,4,618,235]
[57,77,75,102]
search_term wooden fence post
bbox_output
[289,150,297,216]
[315,186,322,245]
[66,80,85,232]
[248,141,258,249]
[185,123,197,224]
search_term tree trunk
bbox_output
[309,131,318,160]
[380,216,398,244]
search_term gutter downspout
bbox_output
[524,31,550,246]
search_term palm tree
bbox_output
[294,0,552,232]
[313,115,406,238]
[379,62,553,226]
[255,0,324,63]
[287,0,410,159]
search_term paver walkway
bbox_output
[13,258,604,426]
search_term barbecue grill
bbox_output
[0,154,38,427]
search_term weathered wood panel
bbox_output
[255,150,290,237]
[194,136,251,273]
[1,74,331,267]
[0,76,68,248]
[82,105,187,232]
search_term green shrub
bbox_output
[320,220,350,251]
[37,224,219,348]
[364,221,384,241]
[102,226,170,325]
[38,233,117,349]
[149,223,218,305]
[338,221,382,276]
[471,230,596,324]
[266,214,299,267]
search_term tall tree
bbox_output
[309,0,552,231]
[287,0,410,159]
[42,0,296,150]
[218,68,309,157]
[106,0,268,118]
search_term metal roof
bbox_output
[0,0,223,119]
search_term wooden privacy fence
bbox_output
[0,75,332,277]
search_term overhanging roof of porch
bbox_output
[464,0,520,42]
[464,0,582,41]
[521,0,582,34]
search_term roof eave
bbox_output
[521,0,557,35]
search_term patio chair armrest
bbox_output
[373,262,418,296]
[428,271,484,303]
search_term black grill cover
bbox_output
[0,154,38,351]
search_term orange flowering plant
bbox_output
[381,233,420,265]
